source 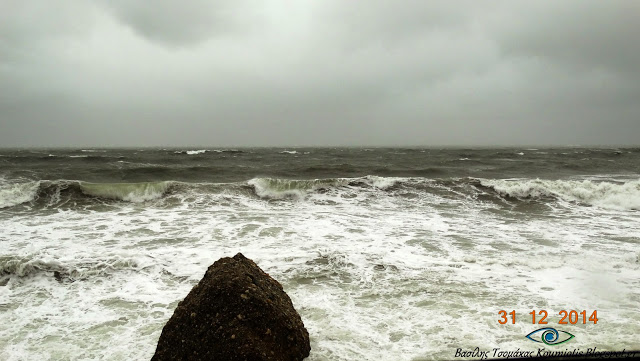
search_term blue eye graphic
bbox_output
[525,327,574,345]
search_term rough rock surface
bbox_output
[151,253,310,361]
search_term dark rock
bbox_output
[151,253,310,361]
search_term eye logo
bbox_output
[525,327,574,345]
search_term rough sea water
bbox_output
[1,147,639,360]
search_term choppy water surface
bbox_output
[1,148,639,360]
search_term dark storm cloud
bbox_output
[0,0,638,147]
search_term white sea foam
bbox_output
[280,150,298,154]
[481,178,640,210]
[0,181,39,208]
[0,256,140,280]
[186,150,207,155]
[361,175,399,190]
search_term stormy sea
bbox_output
[1,147,639,360]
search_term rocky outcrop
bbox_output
[151,253,310,361]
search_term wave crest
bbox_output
[247,176,399,199]
[79,182,171,202]
[248,177,350,199]
[174,149,243,155]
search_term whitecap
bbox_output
[480,178,640,210]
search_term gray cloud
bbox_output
[99,0,258,46]
[496,1,640,75]
[1,0,638,147]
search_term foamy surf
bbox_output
[362,175,399,190]
[0,181,40,208]
[0,256,143,284]
[480,178,640,210]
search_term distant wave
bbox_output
[217,149,243,153]
[187,150,206,155]
[280,150,299,154]
[174,149,244,155]
[39,154,112,161]
[175,150,207,155]
[479,178,640,210]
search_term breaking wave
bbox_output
[247,176,399,199]
[80,182,170,202]
[2,176,638,210]
[0,181,40,208]
[0,176,404,207]
[479,179,640,210]
[0,180,173,208]
[248,177,350,199]
[0,256,142,283]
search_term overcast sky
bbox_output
[1,0,638,147]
